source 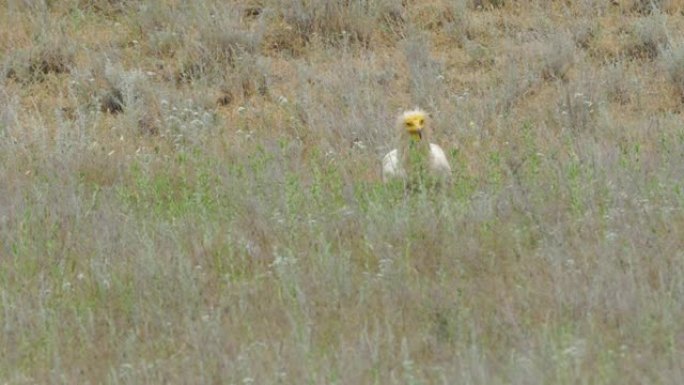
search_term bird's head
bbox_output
[398,109,427,142]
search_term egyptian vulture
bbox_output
[382,109,451,184]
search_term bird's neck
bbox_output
[403,137,429,152]
[403,140,429,171]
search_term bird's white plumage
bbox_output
[382,144,451,182]
[381,109,452,183]
[382,149,405,182]
[428,143,452,176]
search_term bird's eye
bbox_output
[406,122,413,127]
[419,119,424,125]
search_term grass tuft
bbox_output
[661,40,684,102]
[626,10,669,59]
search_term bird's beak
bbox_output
[410,130,422,141]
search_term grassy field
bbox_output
[3,0,684,383]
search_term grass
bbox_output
[3,0,684,383]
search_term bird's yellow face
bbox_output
[402,111,426,142]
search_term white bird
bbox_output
[382,108,452,184]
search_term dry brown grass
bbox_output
[2,0,684,383]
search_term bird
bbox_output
[382,108,452,185]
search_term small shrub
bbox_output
[216,54,270,104]
[27,46,72,77]
[263,19,309,56]
[147,30,182,58]
[471,0,505,10]
[120,74,163,136]
[573,19,598,50]
[626,10,669,59]
[492,57,540,116]
[557,85,597,134]
[443,0,470,47]
[89,61,164,135]
[175,5,262,82]
[216,90,233,107]
[630,0,679,14]
[77,0,129,15]
[273,0,403,48]
[631,0,657,14]
[4,40,73,83]
[602,63,632,105]
[132,2,178,57]
[402,30,445,109]
[176,32,260,82]
[100,87,125,114]
[3,15,75,83]
[0,85,20,140]
[75,59,127,114]
[660,41,684,101]
[67,60,121,115]
[158,94,218,149]
[463,40,494,68]
[540,33,575,81]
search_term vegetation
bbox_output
[2,0,684,383]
